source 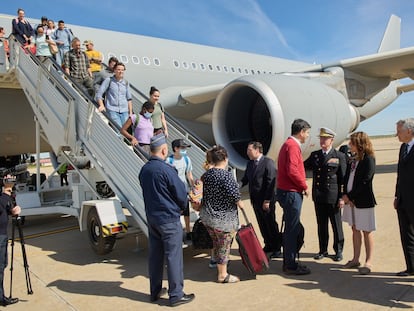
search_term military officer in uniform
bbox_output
[305,127,347,261]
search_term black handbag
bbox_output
[192,218,213,249]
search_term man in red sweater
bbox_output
[277,119,311,275]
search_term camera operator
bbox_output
[0,177,20,306]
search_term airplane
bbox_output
[1,13,414,170]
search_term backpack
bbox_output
[130,113,140,134]
[192,218,213,249]
[167,154,189,172]
[101,77,129,102]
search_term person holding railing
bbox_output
[62,37,94,97]
[0,27,10,60]
[34,25,54,62]
[11,8,34,45]
[120,102,154,154]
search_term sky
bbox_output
[2,0,414,136]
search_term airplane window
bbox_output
[245,69,249,74]
[238,68,242,73]
[173,60,180,68]
[143,57,150,65]
[231,67,235,73]
[200,63,206,71]
[208,64,213,71]
[132,56,140,64]
[120,55,128,63]
[182,61,189,69]
[257,70,260,74]
[154,58,160,66]
[223,66,228,73]
[108,53,117,60]
[251,69,255,74]
[216,65,221,72]
[191,62,197,70]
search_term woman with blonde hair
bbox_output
[342,132,376,274]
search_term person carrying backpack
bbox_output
[51,20,73,66]
[120,102,154,154]
[167,139,194,242]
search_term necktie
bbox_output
[403,144,409,159]
[252,159,259,174]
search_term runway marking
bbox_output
[8,225,79,242]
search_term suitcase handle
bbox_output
[240,208,250,225]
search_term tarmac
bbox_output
[3,136,414,311]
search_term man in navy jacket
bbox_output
[139,133,195,307]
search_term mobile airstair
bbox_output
[0,36,212,254]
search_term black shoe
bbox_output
[269,250,283,259]
[186,232,192,241]
[1,297,19,306]
[333,253,343,262]
[150,287,167,302]
[262,246,272,253]
[313,252,328,260]
[283,265,311,275]
[396,270,414,277]
[170,293,195,307]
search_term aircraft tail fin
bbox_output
[378,14,400,52]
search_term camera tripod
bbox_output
[9,216,33,297]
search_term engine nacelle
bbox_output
[212,75,359,169]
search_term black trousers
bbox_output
[397,208,414,273]
[252,200,281,252]
[0,234,8,300]
[314,202,344,254]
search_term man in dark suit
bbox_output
[241,141,282,259]
[304,127,346,262]
[394,118,414,277]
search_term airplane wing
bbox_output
[321,46,414,80]
[179,83,225,104]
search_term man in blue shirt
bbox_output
[139,133,195,307]
[52,20,73,66]
[96,62,132,130]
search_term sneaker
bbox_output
[186,232,192,241]
[209,259,217,268]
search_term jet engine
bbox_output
[212,75,359,169]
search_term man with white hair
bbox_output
[394,118,414,276]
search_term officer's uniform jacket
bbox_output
[305,148,347,205]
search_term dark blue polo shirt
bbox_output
[139,156,187,225]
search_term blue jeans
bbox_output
[107,110,129,131]
[276,189,303,269]
[148,221,184,304]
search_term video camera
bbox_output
[0,163,28,187]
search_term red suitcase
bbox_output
[236,209,269,274]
